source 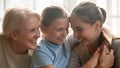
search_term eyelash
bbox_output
[77,28,83,32]
[56,29,62,31]
[31,29,35,32]
[56,28,68,32]
[30,27,39,32]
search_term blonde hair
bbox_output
[2,6,40,38]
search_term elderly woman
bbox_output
[0,6,40,68]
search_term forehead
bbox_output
[22,16,40,28]
[49,18,69,27]
[70,15,83,23]
[70,15,91,28]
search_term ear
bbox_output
[10,31,18,40]
[40,24,47,33]
[93,20,101,31]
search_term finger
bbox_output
[102,45,106,55]
[95,47,100,54]
[93,47,100,56]
[102,45,109,55]
[96,47,100,52]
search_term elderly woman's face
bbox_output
[70,15,98,46]
[15,16,40,50]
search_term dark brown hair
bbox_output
[71,1,106,25]
[41,6,68,27]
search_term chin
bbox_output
[30,47,37,50]
[55,41,63,45]
[30,45,37,50]
[54,40,63,44]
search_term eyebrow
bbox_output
[75,26,83,29]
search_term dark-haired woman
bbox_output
[69,1,120,68]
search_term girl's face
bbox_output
[70,15,99,46]
[14,16,40,50]
[42,18,69,45]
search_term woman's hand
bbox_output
[97,45,114,68]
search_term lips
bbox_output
[31,40,37,45]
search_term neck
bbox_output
[87,32,102,55]
[8,38,28,55]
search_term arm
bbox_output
[65,33,78,48]
[68,46,100,68]
[40,65,54,68]
[69,45,113,68]
[68,47,81,68]
[112,39,120,68]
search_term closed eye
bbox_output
[75,26,84,32]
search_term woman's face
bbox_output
[42,18,69,45]
[70,15,98,46]
[15,16,40,50]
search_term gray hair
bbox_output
[2,6,40,38]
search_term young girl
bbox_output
[30,6,77,68]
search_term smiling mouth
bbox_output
[31,40,37,44]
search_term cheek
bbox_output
[48,32,59,38]
[85,32,95,40]
[23,33,34,41]
[81,33,86,37]
[55,32,61,37]
[81,31,91,39]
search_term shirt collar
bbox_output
[42,38,62,48]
